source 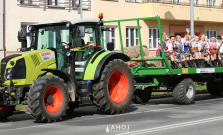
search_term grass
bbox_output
[15,104,28,111]
[195,83,207,91]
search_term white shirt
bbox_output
[217,42,223,53]
[167,42,173,51]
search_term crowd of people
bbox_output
[156,30,223,69]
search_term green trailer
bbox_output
[103,17,223,104]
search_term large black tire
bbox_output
[27,75,68,122]
[207,80,223,95]
[0,105,15,120]
[132,88,152,104]
[92,59,134,114]
[172,78,196,104]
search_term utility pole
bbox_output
[190,0,194,37]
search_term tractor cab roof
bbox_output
[32,18,99,26]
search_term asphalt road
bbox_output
[1,93,223,135]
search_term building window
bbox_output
[149,28,159,50]
[20,0,35,5]
[170,0,180,4]
[207,0,215,7]
[126,28,139,47]
[72,0,90,9]
[194,0,199,5]
[48,0,63,6]
[126,0,141,2]
[189,0,199,6]
[207,30,217,39]
[103,27,116,50]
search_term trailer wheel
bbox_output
[92,59,134,114]
[0,105,15,120]
[28,75,68,122]
[172,78,196,104]
[207,80,223,95]
[132,88,152,104]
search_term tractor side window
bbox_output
[37,26,70,50]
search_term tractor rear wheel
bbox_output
[92,59,134,114]
[0,105,15,120]
[28,75,68,122]
[207,80,223,95]
[172,78,196,104]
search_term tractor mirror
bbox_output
[18,29,26,42]
[18,29,27,51]
[78,26,85,37]
[107,42,114,51]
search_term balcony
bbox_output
[141,1,223,23]
[143,0,223,9]
[17,0,91,11]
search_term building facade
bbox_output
[1,0,223,58]
[2,0,93,57]
[95,0,223,56]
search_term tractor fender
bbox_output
[83,51,130,80]
[41,69,71,83]
[94,52,130,80]
[41,68,76,101]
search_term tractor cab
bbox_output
[18,18,103,80]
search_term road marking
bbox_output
[117,115,223,135]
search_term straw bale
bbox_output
[124,45,148,59]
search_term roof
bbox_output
[33,18,99,26]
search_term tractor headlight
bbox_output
[6,68,13,74]
[6,74,11,80]
[6,68,13,80]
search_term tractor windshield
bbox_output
[36,25,70,50]
[73,25,101,61]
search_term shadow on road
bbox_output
[1,93,223,123]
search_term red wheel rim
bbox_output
[43,86,63,113]
[108,71,129,103]
[0,105,8,111]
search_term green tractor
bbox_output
[0,16,134,122]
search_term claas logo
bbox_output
[41,52,51,56]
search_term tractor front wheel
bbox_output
[28,75,68,122]
[92,59,134,114]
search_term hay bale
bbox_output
[124,45,148,59]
